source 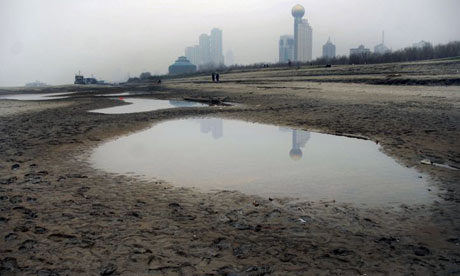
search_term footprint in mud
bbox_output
[99,263,117,276]
[0,257,19,273]
[9,195,22,204]
[4,233,18,241]
[37,269,60,276]
[13,225,29,232]
[34,226,48,234]
[18,239,37,251]
[0,177,17,185]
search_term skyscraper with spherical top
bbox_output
[292,4,313,62]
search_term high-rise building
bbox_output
[210,28,224,65]
[292,4,313,62]
[185,46,199,65]
[199,34,211,65]
[279,35,294,63]
[374,31,391,54]
[322,37,336,59]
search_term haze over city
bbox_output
[1,0,459,86]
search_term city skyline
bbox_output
[1,0,459,86]
[185,28,224,69]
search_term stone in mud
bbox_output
[420,159,432,165]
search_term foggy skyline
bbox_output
[1,0,459,86]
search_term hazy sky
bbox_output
[1,0,459,86]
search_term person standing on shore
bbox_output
[216,73,220,82]
[211,73,215,82]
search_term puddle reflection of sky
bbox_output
[91,118,436,206]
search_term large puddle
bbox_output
[0,92,74,101]
[89,98,208,114]
[90,118,436,206]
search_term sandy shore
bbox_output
[1,60,459,275]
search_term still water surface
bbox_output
[0,92,73,101]
[90,118,435,206]
[89,98,207,114]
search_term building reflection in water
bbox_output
[280,128,310,161]
[199,118,223,139]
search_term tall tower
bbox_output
[322,37,336,59]
[279,35,294,63]
[292,4,313,62]
[374,31,391,54]
[210,28,224,65]
[199,34,211,65]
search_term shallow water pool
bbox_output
[89,98,208,114]
[0,92,74,101]
[90,118,436,206]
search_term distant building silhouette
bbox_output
[185,46,200,66]
[74,72,100,85]
[25,80,48,87]
[199,34,211,65]
[279,35,295,63]
[168,56,197,75]
[374,31,391,54]
[210,28,224,65]
[292,4,313,62]
[413,40,431,48]
[322,37,336,59]
[185,28,224,69]
[350,45,371,56]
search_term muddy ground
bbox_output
[1,59,460,275]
